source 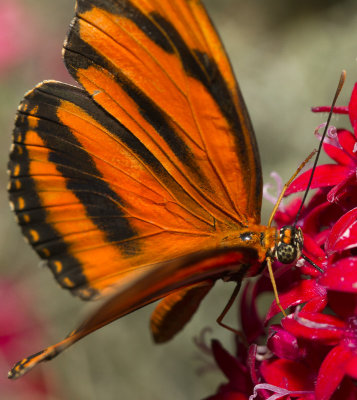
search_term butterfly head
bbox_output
[274,226,303,264]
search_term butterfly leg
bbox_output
[266,256,287,317]
[216,282,248,346]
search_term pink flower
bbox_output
[0,280,63,399]
[0,0,71,82]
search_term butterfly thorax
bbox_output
[219,225,303,266]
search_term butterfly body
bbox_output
[8,0,303,379]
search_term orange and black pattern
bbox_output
[9,0,262,299]
[8,0,265,378]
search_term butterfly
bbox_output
[8,0,304,379]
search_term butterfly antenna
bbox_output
[265,71,345,316]
[301,254,324,273]
[266,151,320,313]
[293,70,346,226]
[267,150,316,228]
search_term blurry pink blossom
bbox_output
[0,280,63,399]
[0,0,36,77]
[0,0,72,82]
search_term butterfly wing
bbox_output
[9,0,262,299]
[9,81,221,299]
[150,280,215,343]
[8,0,263,372]
[64,0,263,225]
[8,246,259,379]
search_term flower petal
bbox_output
[286,165,350,195]
[260,359,315,391]
[323,132,354,166]
[267,325,301,361]
[345,357,357,380]
[211,340,249,387]
[247,345,262,388]
[302,202,343,241]
[311,106,349,114]
[328,291,357,320]
[319,258,357,292]
[274,198,302,228]
[282,312,345,344]
[325,208,357,255]
[266,280,327,321]
[315,345,354,400]
[326,173,356,204]
[337,129,357,160]
[348,83,357,129]
[239,281,268,343]
[240,279,269,343]
[300,234,326,276]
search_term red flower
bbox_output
[286,84,357,205]
[282,311,357,399]
[206,83,357,400]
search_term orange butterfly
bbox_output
[8,0,303,378]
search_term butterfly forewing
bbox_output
[65,0,262,223]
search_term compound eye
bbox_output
[276,243,297,264]
[240,232,252,242]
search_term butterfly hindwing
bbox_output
[150,280,215,343]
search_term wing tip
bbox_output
[7,339,69,379]
[8,349,49,380]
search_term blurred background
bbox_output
[0,0,357,398]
